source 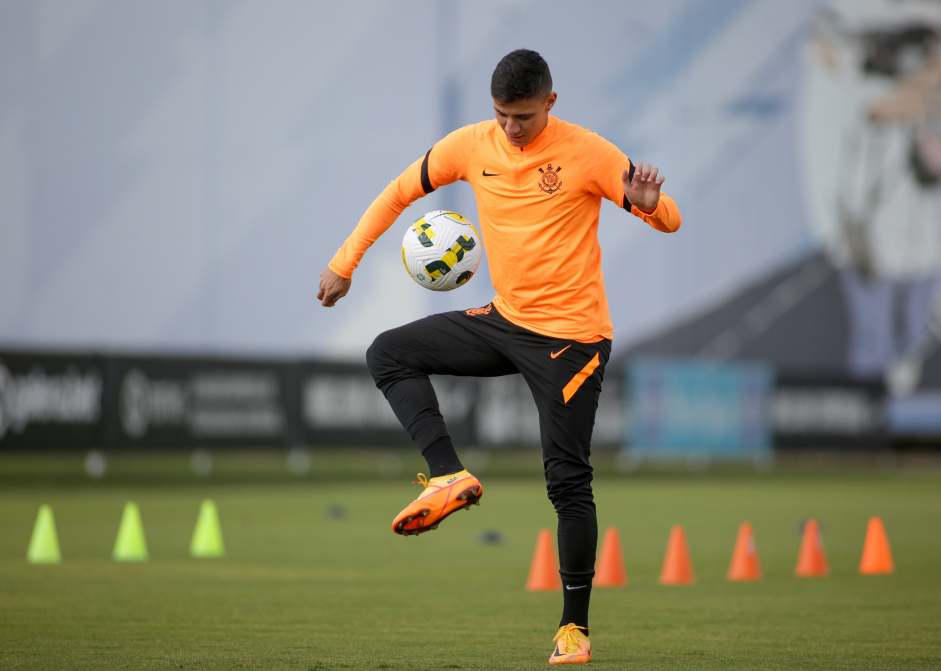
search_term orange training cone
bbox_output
[727,522,762,581]
[594,527,628,587]
[526,528,562,591]
[794,518,829,577]
[659,525,694,585]
[859,516,894,575]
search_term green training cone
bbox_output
[190,499,224,558]
[113,502,149,561]
[27,504,62,564]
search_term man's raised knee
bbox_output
[366,330,396,383]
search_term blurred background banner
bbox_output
[1,0,939,448]
[0,348,893,452]
[627,357,774,460]
[0,351,104,448]
[103,355,297,448]
[298,362,477,447]
[771,373,885,449]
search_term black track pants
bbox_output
[366,304,611,586]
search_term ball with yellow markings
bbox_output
[401,210,483,291]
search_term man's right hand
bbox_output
[317,268,351,307]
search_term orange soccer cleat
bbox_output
[391,470,482,536]
[549,623,591,664]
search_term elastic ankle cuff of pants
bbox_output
[559,569,595,584]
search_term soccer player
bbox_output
[318,49,681,664]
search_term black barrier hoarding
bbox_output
[0,351,104,449]
[104,356,297,448]
[0,348,895,451]
[299,361,477,446]
[771,374,886,449]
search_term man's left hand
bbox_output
[622,162,665,214]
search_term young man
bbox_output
[318,49,681,664]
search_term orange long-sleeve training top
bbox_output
[329,115,681,341]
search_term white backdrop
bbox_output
[0,0,866,360]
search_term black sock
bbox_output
[422,436,464,478]
[557,515,597,631]
[560,580,592,630]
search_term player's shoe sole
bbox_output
[392,470,482,536]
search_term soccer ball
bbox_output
[402,210,482,291]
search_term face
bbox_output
[493,92,557,147]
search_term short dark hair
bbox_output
[490,49,553,103]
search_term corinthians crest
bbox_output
[537,164,563,194]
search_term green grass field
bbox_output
[1,450,940,670]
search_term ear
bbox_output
[545,92,557,111]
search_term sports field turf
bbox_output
[1,450,939,670]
